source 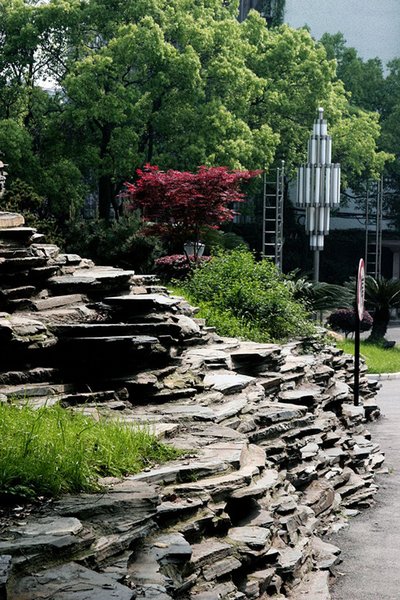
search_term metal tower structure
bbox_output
[262,160,285,271]
[365,175,383,278]
[296,108,341,282]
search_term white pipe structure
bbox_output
[296,108,341,280]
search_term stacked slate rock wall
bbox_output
[0,213,383,600]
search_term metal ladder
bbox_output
[262,161,285,271]
[365,175,383,278]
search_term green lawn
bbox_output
[337,340,400,374]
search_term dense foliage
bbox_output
[64,214,163,272]
[327,308,373,337]
[180,248,313,341]
[0,0,389,235]
[155,254,211,280]
[320,32,399,219]
[364,276,400,342]
[123,164,260,251]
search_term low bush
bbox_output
[65,215,164,272]
[327,308,373,337]
[0,403,179,500]
[155,254,211,280]
[179,248,313,341]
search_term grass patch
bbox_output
[0,403,179,500]
[336,339,400,374]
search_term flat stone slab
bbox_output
[231,469,279,499]
[0,226,36,241]
[127,459,229,485]
[190,539,233,568]
[0,256,46,271]
[0,212,25,228]
[203,371,256,395]
[228,526,271,549]
[154,404,215,421]
[104,294,179,309]
[279,387,321,407]
[48,269,134,292]
[60,335,159,347]
[10,562,134,600]
[54,481,159,520]
[277,545,303,574]
[0,525,93,557]
[255,402,308,425]
[28,294,86,312]
[202,556,242,581]
[288,570,330,600]
[9,516,83,537]
[311,537,341,569]
[212,397,248,422]
[183,347,230,369]
[171,466,257,498]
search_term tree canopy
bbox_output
[123,164,260,250]
[319,32,399,219]
[0,0,391,226]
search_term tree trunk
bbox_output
[98,174,114,220]
[98,124,113,220]
[368,306,390,342]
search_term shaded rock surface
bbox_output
[0,214,383,599]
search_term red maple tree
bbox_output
[122,165,260,254]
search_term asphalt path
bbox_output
[329,378,400,600]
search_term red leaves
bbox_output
[122,165,261,243]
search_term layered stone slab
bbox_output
[9,562,134,600]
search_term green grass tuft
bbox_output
[0,403,179,499]
[337,340,400,374]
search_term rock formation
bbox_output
[0,213,383,600]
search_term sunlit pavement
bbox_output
[329,379,400,600]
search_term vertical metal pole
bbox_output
[275,167,280,265]
[354,309,360,406]
[364,180,369,270]
[313,250,320,283]
[262,171,266,258]
[377,174,383,278]
[279,160,285,271]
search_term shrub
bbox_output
[2,179,63,245]
[155,254,211,280]
[65,215,164,272]
[327,308,373,337]
[180,248,313,341]
[0,403,179,500]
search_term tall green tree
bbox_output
[319,32,398,215]
[0,1,391,225]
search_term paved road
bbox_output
[329,379,400,600]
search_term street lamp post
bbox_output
[296,108,341,282]
[0,160,8,199]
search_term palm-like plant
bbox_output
[364,276,400,342]
[286,273,353,312]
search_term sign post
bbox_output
[354,259,365,406]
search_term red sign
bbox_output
[357,259,365,320]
